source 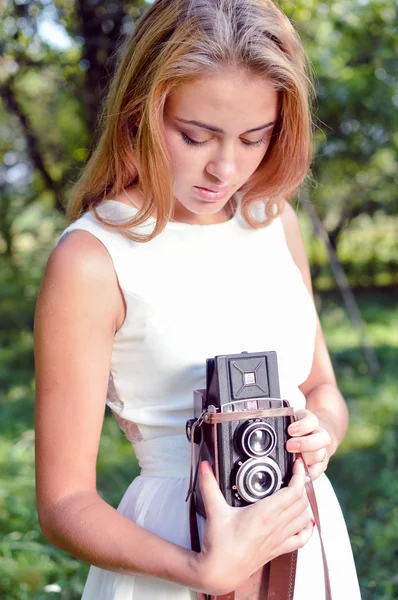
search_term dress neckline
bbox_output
[99,196,244,232]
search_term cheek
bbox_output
[251,141,272,171]
[173,148,192,170]
[172,151,203,187]
[244,149,268,177]
[163,127,185,173]
[166,136,195,178]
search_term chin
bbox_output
[196,203,225,213]
[176,197,225,214]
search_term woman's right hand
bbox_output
[196,457,313,596]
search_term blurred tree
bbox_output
[281,0,398,249]
[0,0,146,259]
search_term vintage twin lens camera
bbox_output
[186,351,293,508]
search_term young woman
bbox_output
[34,1,361,598]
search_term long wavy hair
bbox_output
[67,0,314,242]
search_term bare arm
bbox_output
[281,202,349,476]
[34,231,201,588]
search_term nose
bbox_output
[205,143,237,184]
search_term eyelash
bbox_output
[180,132,266,148]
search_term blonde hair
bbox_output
[67,0,314,241]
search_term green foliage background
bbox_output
[0,0,397,598]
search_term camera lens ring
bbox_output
[240,421,277,458]
[235,457,282,503]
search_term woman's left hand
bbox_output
[286,409,332,481]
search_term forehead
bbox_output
[165,70,279,133]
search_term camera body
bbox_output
[187,351,293,508]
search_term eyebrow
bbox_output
[175,118,276,134]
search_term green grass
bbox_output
[318,290,398,600]
[0,287,397,599]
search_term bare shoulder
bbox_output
[51,228,115,282]
[280,200,313,297]
[39,229,124,335]
[280,201,302,246]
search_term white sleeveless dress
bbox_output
[58,199,361,600]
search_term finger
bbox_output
[307,462,327,481]
[300,448,328,467]
[276,491,309,531]
[279,520,314,555]
[281,507,312,540]
[288,411,318,436]
[266,458,305,513]
[198,461,228,518]
[284,456,306,496]
[292,455,305,475]
[286,429,331,453]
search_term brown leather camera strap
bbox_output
[190,490,297,600]
[188,408,332,600]
[203,407,295,424]
[302,463,332,600]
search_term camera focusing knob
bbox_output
[186,418,202,444]
[186,419,194,442]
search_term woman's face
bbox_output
[163,69,279,224]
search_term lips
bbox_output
[193,186,229,202]
[198,186,228,193]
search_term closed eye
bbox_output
[241,138,266,148]
[181,132,266,148]
[181,133,207,147]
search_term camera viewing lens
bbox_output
[240,421,277,457]
[235,457,282,503]
[250,429,271,454]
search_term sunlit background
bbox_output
[0,1,397,599]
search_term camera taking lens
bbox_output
[235,457,282,503]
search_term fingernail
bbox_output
[312,519,316,527]
[289,441,301,451]
[289,424,300,434]
[200,461,211,476]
